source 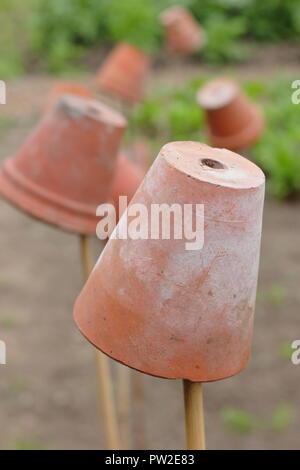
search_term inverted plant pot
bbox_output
[160,6,205,55]
[197,78,265,151]
[74,141,265,382]
[0,95,127,234]
[44,81,92,112]
[96,43,150,103]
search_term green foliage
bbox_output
[104,0,161,52]
[270,402,293,432]
[8,379,28,393]
[29,0,165,72]
[255,128,300,199]
[132,78,205,142]
[202,15,247,64]
[221,407,255,433]
[0,315,18,328]
[0,116,16,130]
[244,0,300,41]
[221,403,293,434]
[133,97,166,137]
[1,0,300,75]
[251,78,300,199]
[263,283,286,308]
[168,100,202,140]
[0,0,33,78]
[278,341,293,360]
[27,0,163,72]
[29,0,108,72]
[191,0,300,42]
[9,439,43,450]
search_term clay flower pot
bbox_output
[96,43,151,103]
[74,141,265,382]
[197,78,265,151]
[159,6,205,55]
[111,152,146,221]
[44,81,92,112]
[0,95,127,234]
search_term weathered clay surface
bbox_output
[0,95,127,234]
[160,6,205,55]
[197,78,265,150]
[74,141,265,382]
[96,43,150,103]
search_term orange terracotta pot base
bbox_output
[197,78,265,151]
[96,43,150,104]
[74,141,265,382]
[0,95,127,235]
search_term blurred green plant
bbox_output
[263,283,286,308]
[221,407,256,433]
[1,0,300,76]
[255,129,300,199]
[0,116,16,130]
[9,439,43,450]
[221,402,293,434]
[0,315,18,328]
[0,0,34,77]
[29,0,108,72]
[132,78,206,142]
[270,402,293,432]
[104,0,161,53]
[202,14,247,63]
[191,0,300,41]
[8,379,28,393]
[278,341,293,360]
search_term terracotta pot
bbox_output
[197,78,265,150]
[96,43,150,103]
[160,6,205,55]
[44,81,92,112]
[74,141,265,382]
[111,152,146,221]
[0,95,127,234]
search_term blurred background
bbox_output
[0,0,300,450]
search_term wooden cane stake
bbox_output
[80,234,121,450]
[183,380,206,450]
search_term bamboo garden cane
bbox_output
[183,381,206,450]
[80,234,121,450]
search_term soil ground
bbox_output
[0,49,300,449]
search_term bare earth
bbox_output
[0,56,300,449]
